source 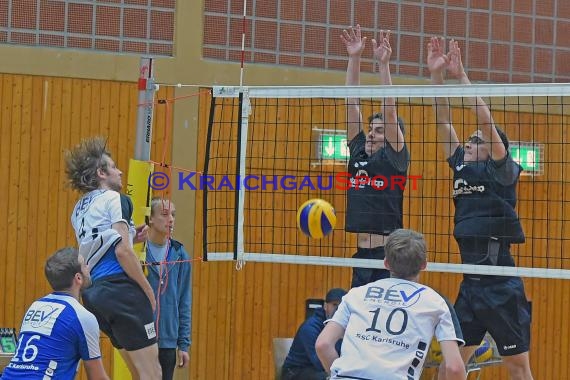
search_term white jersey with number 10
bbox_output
[329,277,464,380]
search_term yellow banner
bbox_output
[126,158,154,260]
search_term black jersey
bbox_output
[448,146,525,244]
[345,131,409,234]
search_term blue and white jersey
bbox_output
[2,293,101,379]
[328,278,464,380]
[71,189,136,280]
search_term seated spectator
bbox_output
[281,288,347,380]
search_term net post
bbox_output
[115,56,157,380]
[131,56,156,259]
[135,57,156,160]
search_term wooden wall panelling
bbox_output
[0,78,7,318]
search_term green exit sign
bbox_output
[320,133,349,160]
[510,143,542,174]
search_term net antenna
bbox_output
[223,0,250,269]
[204,83,570,280]
[239,0,248,87]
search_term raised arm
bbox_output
[447,39,506,161]
[341,25,366,141]
[427,37,460,158]
[373,30,404,152]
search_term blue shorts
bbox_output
[454,276,531,356]
[351,246,390,288]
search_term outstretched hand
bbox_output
[447,39,465,79]
[372,30,392,65]
[427,36,449,74]
[340,24,367,57]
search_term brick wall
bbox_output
[0,0,175,56]
[203,0,570,83]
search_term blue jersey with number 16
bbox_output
[1,293,101,379]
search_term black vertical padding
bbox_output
[202,94,217,262]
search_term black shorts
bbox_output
[351,246,390,288]
[454,277,531,356]
[82,273,157,351]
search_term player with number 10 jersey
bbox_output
[328,278,463,379]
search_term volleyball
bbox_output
[296,199,336,239]
[473,337,494,363]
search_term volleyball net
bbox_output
[202,83,570,279]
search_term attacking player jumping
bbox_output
[65,136,162,380]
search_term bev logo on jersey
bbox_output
[21,301,66,335]
[364,282,426,308]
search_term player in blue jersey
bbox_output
[428,37,534,380]
[341,25,409,288]
[65,137,162,380]
[315,229,466,380]
[2,247,109,380]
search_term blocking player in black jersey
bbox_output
[65,137,162,380]
[427,37,533,380]
[340,25,409,288]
